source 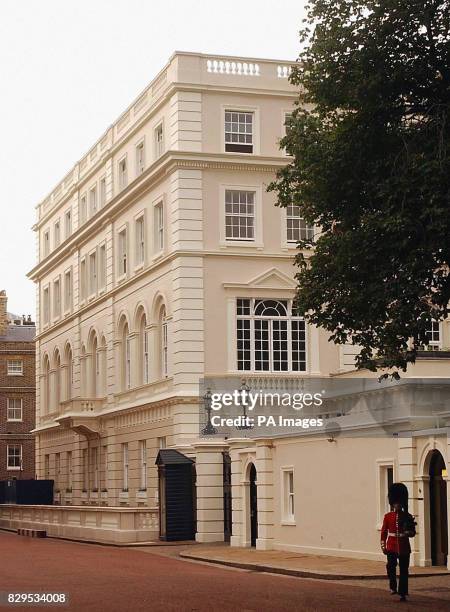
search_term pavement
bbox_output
[1,531,450,611]
[178,544,450,580]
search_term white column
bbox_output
[255,440,274,550]
[193,442,228,543]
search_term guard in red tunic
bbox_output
[380,483,416,602]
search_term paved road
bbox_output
[0,531,449,612]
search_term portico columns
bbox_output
[254,439,274,550]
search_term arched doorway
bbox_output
[249,464,258,547]
[429,450,448,566]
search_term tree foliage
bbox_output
[269,0,450,371]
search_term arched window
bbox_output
[159,305,168,378]
[91,335,98,397]
[54,350,61,410]
[118,317,131,390]
[99,335,107,396]
[42,355,50,414]
[80,344,87,396]
[138,311,149,385]
[236,298,306,372]
[65,344,73,400]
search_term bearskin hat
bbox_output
[388,482,409,510]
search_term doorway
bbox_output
[429,450,448,566]
[249,464,258,547]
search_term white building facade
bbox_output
[23,52,450,564]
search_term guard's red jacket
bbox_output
[380,510,412,555]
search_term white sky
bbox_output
[0,0,307,317]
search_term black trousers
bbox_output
[386,552,410,596]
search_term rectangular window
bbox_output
[136,141,145,175]
[139,440,147,490]
[118,228,127,276]
[143,330,149,384]
[55,453,60,489]
[98,244,106,291]
[154,203,164,252]
[100,176,106,207]
[101,445,108,491]
[225,190,255,241]
[122,443,129,491]
[424,321,441,350]
[44,454,50,479]
[80,258,87,301]
[7,445,22,470]
[162,319,168,377]
[91,447,99,490]
[54,220,61,248]
[286,205,314,243]
[155,124,164,158]
[236,299,306,372]
[379,463,394,517]
[89,186,97,216]
[80,194,87,224]
[135,216,145,266]
[7,360,23,376]
[118,157,128,190]
[67,451,73,490]
[157,436,167,449]
[82,448,88,491]
[64,269,72,312]
[43,286,50,325]
[7,398,23,421]
[53,278,61,318]
[282,469,295,522]
[125,335,131,389]
[225,110,253,153]
[89,251,97,296]
[43,230,50,257]
[65,209,72,238]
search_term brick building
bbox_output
[0,290,36,480]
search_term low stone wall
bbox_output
[0,504,159,544]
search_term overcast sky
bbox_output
[0,0,307,317]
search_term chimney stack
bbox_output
[0,290,7,336]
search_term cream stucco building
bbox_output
[14,52,450,565]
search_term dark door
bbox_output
[250,464,258,547]
[223,453,232,542]
[429,451,448,566]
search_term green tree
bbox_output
[269,0,450,371]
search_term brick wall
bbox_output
[0,334,36,480]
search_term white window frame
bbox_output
[236,298,308,373]
[54,219,61,248]
[219,184,263,248]
[281,466,295,525]
[221,105,260,155]
[423,320,442,351]
[7,359,23,376]
[89,184,97,217]
[43,230,50,257]
[117,226,128,280]
[53,276,61,320]
[134,213,146,269]
[64,267,73,314]
[88,249,97,298]
[376,460,395,526]
[143,327,149,384]
[281,110,294,156]
[99,176,106,208]
[42,284,50,326]
[118,156,128,190]
[282,205,315,250]
[125,334,131,389]
[91,446,99,491]
[98,243,107,293]
[65,208,72,238]
[135,138,145,175]
[154,122,164,159]
[139,440,147,490]
[7,398,23,422]
[157,436,167,449]
[153,200,164,256]
[122,443,129,491]
[7,444,22,471]
[79,257,87,303]
[79,194,87,225]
